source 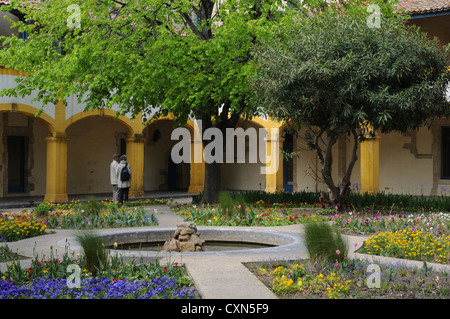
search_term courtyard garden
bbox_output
[177,191,450,264]
[1,190,450,299]
[183,191,450,298]
[245,220,450,299]
[0,197,202,299]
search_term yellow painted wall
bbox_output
[379,129,433,196]
[221,121,266,191]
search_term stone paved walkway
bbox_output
[1,198,450,299]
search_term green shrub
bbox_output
[304,222,347,264]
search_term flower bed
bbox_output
[0,251,200,299]
[0,276,198,299]
[40,206,158,229]
[330,212,450,236]
[0,214,47,242]
[247,259,450,299]
[174,205,329,226]
[32,198,167,216]
[0,199,163,242]
[360,229,450,264]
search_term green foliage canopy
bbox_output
[252,7,450,136]
[0,0,296,125]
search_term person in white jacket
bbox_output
[116,154,132,205]
[110,154,120,203]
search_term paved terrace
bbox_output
[1,196,450,299]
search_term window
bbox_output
[19,30,28,40]
[442,126,450,179]
[18,18,30,41]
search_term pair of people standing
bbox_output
[110,154,132,205]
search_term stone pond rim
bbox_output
[59,227,303,256]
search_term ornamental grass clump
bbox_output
[304,222,348,264]
[218,191,247,218]
[75,231,109,277]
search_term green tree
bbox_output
[0,0,295,203]
[252,6,449,210]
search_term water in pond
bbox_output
[111,241,276,252]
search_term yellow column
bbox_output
[264,130,284,193]
[126,134,145,197]
[188,140,205,193]
[360,134,380,193]
[45,133,68,202]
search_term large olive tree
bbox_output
[253,7,450,210]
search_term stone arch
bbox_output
[0,103,55,134]
[64,112,135,196]
[64,108,137,137]
[0,106,51,197]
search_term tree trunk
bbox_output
[314,128,359,211]
[199,161,221,204]
[197,107,241,205]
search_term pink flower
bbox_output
[336,249,341,255]
[334,263,339,269]
[354,242,358,248]
[330,216,335,220]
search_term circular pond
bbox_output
[60,227,302,256]
[112,240,276,252]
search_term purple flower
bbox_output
[0,276,199,299]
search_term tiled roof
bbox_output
[397,0,450,14]
[0,0,449,15]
